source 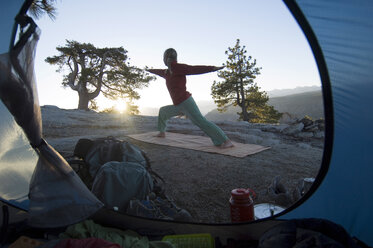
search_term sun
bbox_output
[114,100,127,114]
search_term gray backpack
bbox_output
[71,137,164,212]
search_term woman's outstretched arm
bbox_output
[172,63,224,75]
[146,68,166,78]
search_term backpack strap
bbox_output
[140,151,166,196]
[141,151,165,183]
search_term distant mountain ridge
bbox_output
[267,85,321,97]
[205,90,324,122]
[139,85,322,118]
[268,90,323,119]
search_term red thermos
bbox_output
[229,188,256,222]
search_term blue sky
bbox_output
[32,0,320,112]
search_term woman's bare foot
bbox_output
[155,132,166,138]
[219,139,234,148]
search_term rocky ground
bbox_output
[41,105,324,223]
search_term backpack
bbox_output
[70,137,165,212]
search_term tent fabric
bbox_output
[28,140,104,227]
[0,16,42,146]
[0,102,37,210]
[281,0,373,246]
[0,3,103,227]
[128,131,270,157]
[0,0,37,210]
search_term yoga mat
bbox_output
[128,131,270,158]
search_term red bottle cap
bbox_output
[231,188,251,200]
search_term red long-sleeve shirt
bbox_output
[147,61,217,105]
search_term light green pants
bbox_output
[158,96,228,146]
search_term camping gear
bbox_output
[72,137,192,220]
[127,199,173,221]
[73,137,164,193]
[127,196,193,221]
[161,233,215,248]
[91,161,154,212]
[59,220,175,248]
[229,188,256,222]
[53,238,121,248]
[128,131,270,158]
[257,218,360,248]
[77,137,149,177]
[72,137,166,211]
[8,236,44,248]
[254,203,285,220]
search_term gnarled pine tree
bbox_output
[211,39,281,123]
[29,0,58,20]
[45,40,154,110]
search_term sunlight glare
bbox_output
[114,100,127,114]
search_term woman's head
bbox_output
[163,48,177,67]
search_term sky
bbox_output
[32,0,321,113]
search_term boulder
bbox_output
[297,132,314,138]
[282,122,304,135]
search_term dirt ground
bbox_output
[42,107,323,224]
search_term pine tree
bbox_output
[211,39,282,123]
[45,40,154,110]
[29,0,58,20]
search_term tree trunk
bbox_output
[78,91,90,110]
[240,83,249,121]
[236,83,240,104]
[238,67,249,121]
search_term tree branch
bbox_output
[88,51,109,99]
[102,80,124,93]
[67,57,79,91]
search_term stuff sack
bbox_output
[91,161,153,212]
